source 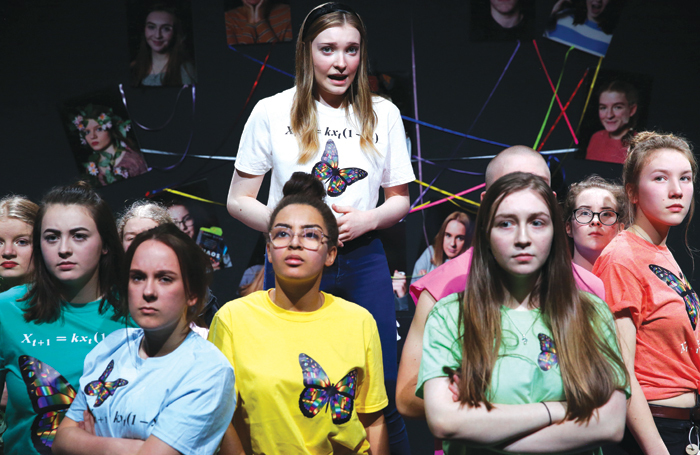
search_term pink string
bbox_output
[532,40,578,145]
[409,183,485,213]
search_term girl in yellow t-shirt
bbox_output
[211,172,389,455]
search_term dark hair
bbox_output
[130,4,193,86]
[451,172,627,422]
[268,172,339,248]
[22,182,124,323]
[123,223,212,327]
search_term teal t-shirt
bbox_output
[417,292,628,455]
[0,284,130,455]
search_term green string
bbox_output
[533,46,575,150]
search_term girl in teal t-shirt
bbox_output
[418,173,629,455]
[0,182,128,455]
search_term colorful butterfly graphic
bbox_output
[19,355,77,454]
[85,360,128,407]
[649,264,700,330]
[537,334,558,371]
[311,139,368,197]
[298,353,357,424]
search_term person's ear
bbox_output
[480,191,486,202]
[325,246,337,267]
[565,220,573,238]
[618,223,625,232]
[629,103,638,118]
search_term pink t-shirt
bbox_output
[409,247,606,304]
[593,231,700,400]
[585,130,628,164]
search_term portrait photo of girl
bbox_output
[128,0,197,87]
[61,89,150,188]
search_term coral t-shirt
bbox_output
[594,231,700,400]
[409,247,606,304]
[585,130,628,164]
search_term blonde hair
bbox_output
[623,132,697,250]
[0,195,39,226]
[117,200,173,240]
[291,4,377,164]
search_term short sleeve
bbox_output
[596,261,644,328]
[587,293,632,398]
[416,296,461,399]
[234,99,274,176]
[208,312,238,395]
[65,389,88,422]
[380,101,415,188]
[355,316,388,413]
[150,359,236,455]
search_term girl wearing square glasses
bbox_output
[211,172,389,454]
[563,175,626,272]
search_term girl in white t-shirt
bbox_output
[227,3,414,451]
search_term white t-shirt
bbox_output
[66,329,236,455]
[235,87,415,217]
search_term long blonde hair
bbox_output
[291,3,377,164]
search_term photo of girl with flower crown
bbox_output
[61,90,150,187]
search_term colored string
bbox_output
[118,84,196,171]
[163,189,226,206]
[411,156,484,175]
[407,40,521,212]
[410,183,485,213]
[414,180,480,207]
[537,67,589,152]
[227,45,294,78]
[532,40,578,145]
[576,57,604,135]
[410,19,423,203]
[118,84,192,131]
[533,46,574,149]
[401,116,511,148]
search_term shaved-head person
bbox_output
[395,145,605,418]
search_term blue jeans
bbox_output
[264,235,409,454]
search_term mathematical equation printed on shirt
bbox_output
[679,336,700,355]
[20,332,106,347]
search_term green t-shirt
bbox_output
[417,292,629,455]
[0,284,130,455]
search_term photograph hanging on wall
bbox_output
[224,0,292,46]
[60,87,150,187]
[577,69,653,164]
[470,0,536,42]
[543,0,627,57]
[127,0,197,87]
[150,179,233,271]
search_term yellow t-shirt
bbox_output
[209,290,388,454]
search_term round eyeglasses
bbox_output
[572,208,619,226]
[268,227,329,251]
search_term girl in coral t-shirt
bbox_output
[594,131,699,454]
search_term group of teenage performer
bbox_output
[0,2,697,455]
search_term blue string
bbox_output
[228,45,295,78]
[407,40,521,211]
[401,117,510,148]
[411,156,484,175]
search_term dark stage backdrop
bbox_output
[1,0,699,302]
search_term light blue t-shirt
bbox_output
[66,328,235,455]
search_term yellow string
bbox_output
[575,56,604,135]
[414,180,481,208]
[164,188,226,206]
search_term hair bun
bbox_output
[282,172,326,201]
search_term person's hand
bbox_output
[79,409,97,435]
[332,205,377,247]
[392,271,407,298]
[242,0,267,23]
[551,0,572,16]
